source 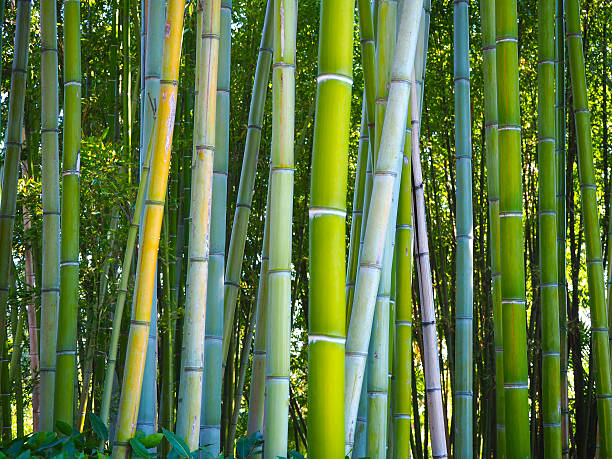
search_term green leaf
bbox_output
[55,420,73,437]
[288,452,304,459]
[235,436,252,459]
[161,429,190,458]
[15,449,30,459]
[129,438,151,458]
[134,430,146,440]
[88,413,109,442]
[140,433,163,449]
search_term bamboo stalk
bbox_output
[222,0,273,364]
[262,0,297,456]
[176,0,221,449]
[0,0,32,440]
[99,134,155,430]
[246,170,272,438]
[555,0,569,453]
[495,0,530,452]
[111,0,186,454]
[410,73,448,459]
[307,0,353,456]
[200,0,231,452]
[136,0,165,440]
[480,0,505,453]
[21,165,39,431]
[344,0,423,451]
[55,0,81,426]
[453,0,474,451]
[566,0,612,453]
[538,0,561,454]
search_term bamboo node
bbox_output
[308,334,346,345]
[145,199,166,206]
[317,73,353,86]
[130,319,150,326]
[541,351,560,356]
[395,321,412,326]
[56,350,76,355]
[498,125,521,132]
[537,137,555,143]
[503,383,528,389]
[346,351,368,358]
[41,288,60,293]
[425,386,442,392]
[41,128,59,133]
[309,207,346,218]
[586,258,603,264]
[367,391,387,398]
[247,124,263,131]
[537,60,555,65]
[566,33,582,39]
[42,211,60,216]
[225,280,240,288]
[201,33,220,40]
[0,214,15,219]
[495,37,518,44]
[183,366,204,372]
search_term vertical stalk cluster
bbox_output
[538,0,561,454]
[344,0,423,452]
[566,0,612,453]
[112,0,186,455]
[200,0,231,452]
[307,0,353,457]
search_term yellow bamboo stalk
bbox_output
[111,1,186,457]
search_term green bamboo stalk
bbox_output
[538,0,561,454]
[374,0,396,164]
[36,0,60,433]
[263,0,297,456]
[344,0,423,451]
[111,0,186,454]
[555,0,569,453]
[357,0,376,148]
[200,0,231,452]
[176,0,221,449]
[246,171,272,438]
[391,77,413,459]
[221,0,273,364]
[566,0,612,453]
[307,0,353,456]
[495,0,530,452]
[0,1,31,440]
[55,0,81,427]
[410,72,448,459]
[480,0,505,453]
[453,0,474,452]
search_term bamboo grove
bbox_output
[0,0,612,457]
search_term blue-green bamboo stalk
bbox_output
[200,0,231,452]
[453,0,474,453]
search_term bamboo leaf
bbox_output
[162,429,190,458]
[88,413,109,442]
[55,421,73,437]
[140,433,163,449]
[129,438,151,458]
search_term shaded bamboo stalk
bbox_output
[555,0,569,453]
[222,0,273,364]
[566,0,612,452]
[111,0,186,454]
[22,179,40,431]
[246,170,272,437]
[343,0,423,452]
[0,0,32,440]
